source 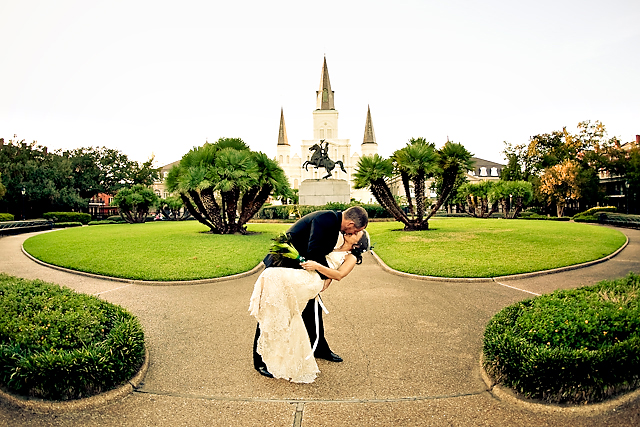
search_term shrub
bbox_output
[0,213,14,222]
[600,213,640,229]
[52,222,83,228]
[483,273,640,404]
[256,202,393,220]
[0,274,145,401]
[43,212,92,225]
[106,215,126,223]
[572,206,617,223]
[516,213,571,221]
[88,220,120,226]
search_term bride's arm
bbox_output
[300,254,357,281]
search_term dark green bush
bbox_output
[0,213,14,222]
[52,222,83,228]
[43,212,92,225]
[106,215,126,223]
[516,213,571,221]
[600,213,640,229]
[256,202,393,220]
[483,273,640,404]
[88,220,120,226]
[0,274,145,401]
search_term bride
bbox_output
[249,230,369,383]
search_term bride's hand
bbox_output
[321,279,332,292]
[301,260,321,271]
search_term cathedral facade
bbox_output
[275,57,378,203]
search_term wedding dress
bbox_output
[249,251,348,383]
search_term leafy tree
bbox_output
[488,180,534,218]
[166,138,290,234]
[157,195,190,220]
[111,184,159,223]
[539,160,581,217]
[0,138,85,217]
[456,181,497,218]
[0,172,6,201]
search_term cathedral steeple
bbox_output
[362,105,376,144]
[316,56,335,110]
[277,107,288,145]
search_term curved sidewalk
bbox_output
[1,227,640,426]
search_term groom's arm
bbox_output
[306,212,339,279]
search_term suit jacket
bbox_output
[263,210,342,280]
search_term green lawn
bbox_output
[22,218,626,280]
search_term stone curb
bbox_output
[0,347,149,414]
[479,356,640,416]
[21,245,264,286]
[370,234,629,283]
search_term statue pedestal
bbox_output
[299,179,350,206]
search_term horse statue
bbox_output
[302,140,347,179]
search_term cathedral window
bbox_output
[286,155,289,163]
[327,128,333,138]
[491,167,498,177]
[279,155,283,163]
[319,129,324,139]
[480,167,487,176]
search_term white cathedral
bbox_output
[275,57,378,203]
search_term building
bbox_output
[599,135,640,214]
[275,56,378,203]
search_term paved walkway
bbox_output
[1,226,640,426]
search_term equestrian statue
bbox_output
[302,140,347,179]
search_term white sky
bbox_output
[1,0,639,167]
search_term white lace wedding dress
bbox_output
[249,251,347,383]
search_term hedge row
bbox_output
[516,212,572,221]
[572,206,617,223]
[483,273,640,404]
[43,212,92,225]
[0,274,145,401]
[0,213,14,222]
[256,203,391,220]
[52,222,83,228]
[600,213,640,229]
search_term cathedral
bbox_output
[275,57,378,203]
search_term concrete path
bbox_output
[1,226,640,426]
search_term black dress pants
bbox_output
[253,296,331,369]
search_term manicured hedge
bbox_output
[0,274,145,401]
[43,212,92,225]
[483,273,640,404]
[0,213,14,222]
[516,212,571,221]
[52,222,83,228]
[600,213,640,229]
[572,206,617,223]
[256,203,392,220]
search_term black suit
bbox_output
[253,210,342,369]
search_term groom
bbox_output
[253,206,369,378]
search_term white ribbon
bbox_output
[306,295,329,360]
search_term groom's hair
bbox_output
[343,206,368,229]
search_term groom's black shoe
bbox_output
[256,365,274,378]
[316,351,343,362]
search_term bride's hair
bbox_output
[350,230,370,265]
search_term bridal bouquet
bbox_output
[269,233,306,263]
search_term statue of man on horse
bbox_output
[302,140,347,179]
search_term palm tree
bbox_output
[353,154,411,228]
[425,142,474,221]
[165,138,289,234]
[393,138,438,225]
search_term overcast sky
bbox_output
[1,0,639,167]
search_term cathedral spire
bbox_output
[277,107,289,145]
[316,56,335,110]
[362,105,376,144]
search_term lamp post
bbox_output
[625,181,630,214]
[21,187,26,220]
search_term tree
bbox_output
[354,141,473,230]
[488,180,533,218]
[425,142,474,221]
[165,138,290,234]
[111,184,159,223]
[456,181,497,218]
[539,160,581,217]
[157,195,190,220]
[0,172,6,201]
[0,138,85,217]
